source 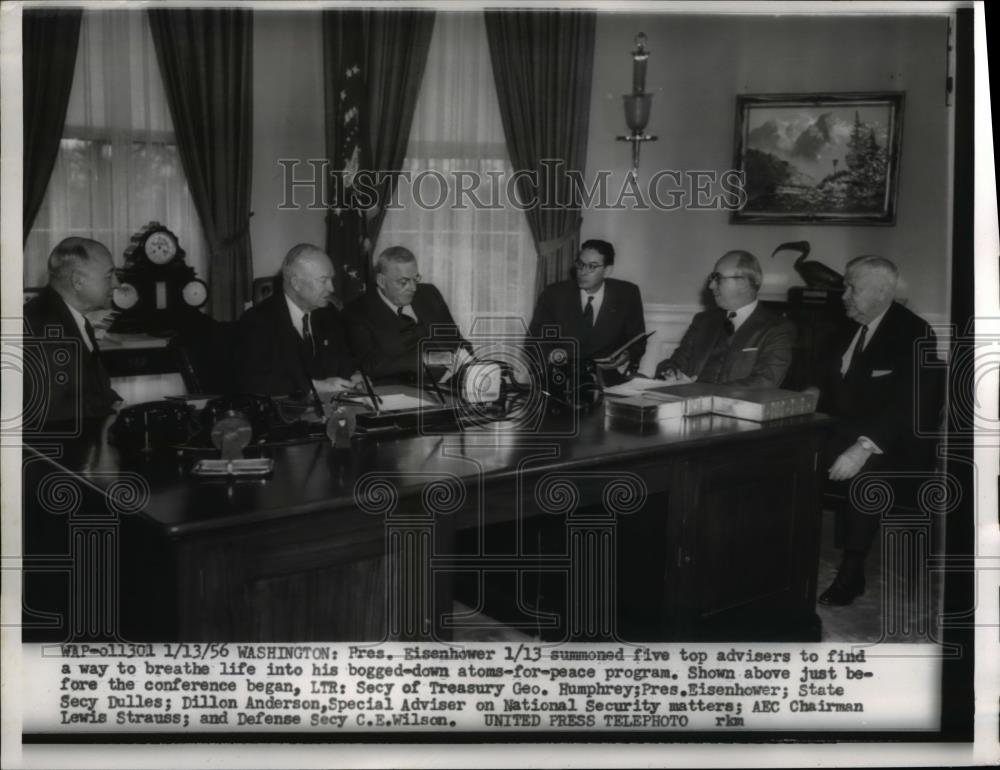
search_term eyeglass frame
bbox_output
[708,271,748,284]
[574,260,606,274]
[389,274,422,289]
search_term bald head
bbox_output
[282,243,335,312]
[48,237,115,312]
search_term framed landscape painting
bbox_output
[731,92,904,224]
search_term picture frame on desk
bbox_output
[731,92,905,224]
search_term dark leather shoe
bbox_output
[818,574,865,606]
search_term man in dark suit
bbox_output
[815,256,942,606]
[528,239,646,386]
[654,250,795,387]
[23,238,121,426]
[235,244,360,397]
[346,246,469,383]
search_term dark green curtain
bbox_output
[323,9,435,301]
[148,9,253,321]
[23,8,82,242]
[484,11,596,296]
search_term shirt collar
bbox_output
[729,299,758,331]
[378,287,418,320]
[64,301,92,349]
[284,293,307,336]
[580,282,605,305]
[861,305,890,338]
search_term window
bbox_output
[24,10,207,287]
[376,12,537,340]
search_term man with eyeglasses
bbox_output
[528,239,647,386]
[24,237,123,424]
[346,246,469,382]
[236,243,361,396]
[654,250,794,387]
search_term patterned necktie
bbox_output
[302,312,315,356]
[848,324,868,373]
[723,311,737,337]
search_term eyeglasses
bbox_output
[575,261,606,274]
[708,272,747,284]
[392,275,421,289]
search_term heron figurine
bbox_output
[770,241,844,290]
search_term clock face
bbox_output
[182,279,208,308]
[112,283,139,310]
[145,231,178,265]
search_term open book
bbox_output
[591,330,655,365]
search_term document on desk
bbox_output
[603,377,675,397]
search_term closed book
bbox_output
[707,387,819,422]
[604,393,687,423]
[646,383,718,415]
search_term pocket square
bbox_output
[872,369,893,377]
[741,347,759,352]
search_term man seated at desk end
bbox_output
[236,243,361,397]
[528,239,646,387]
[815,255,942,606]
[24,237,122,425]
[346,246,469,383]
[654,250,795,388]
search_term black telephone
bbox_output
[200,394,280,441]
[109,401,201,452]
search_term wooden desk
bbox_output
[22,406,833,643]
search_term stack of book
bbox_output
[603,391,687,427]
[606,382,819,424]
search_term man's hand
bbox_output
[349,371,365,387]
[655,360,679,380]
[595,350,630,371]
[828,441,874,481]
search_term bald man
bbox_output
[815,256,943,606]
[23,237,121,425]
[654,250,795,388]
[235,244,360,397]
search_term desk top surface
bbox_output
[25,405,832,538]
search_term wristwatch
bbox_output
[857,437,877,452]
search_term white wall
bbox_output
[583,13,953,331]
[249,11,328,282]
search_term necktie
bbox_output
[581,296,594,329]
[302,313,315,356]
[83,319,99,353]
[398,305,415,326]
[848,324,868,373]
[723,311,737,337]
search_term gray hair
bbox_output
[375,246,417,274]
[281,243,328,280]
[846,254,899,289]
[722,249,763,291]
[47,237,108,283]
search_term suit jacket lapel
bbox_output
[729,304,768,351]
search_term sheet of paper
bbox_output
[375,393,440,411]
[604,378,675,397]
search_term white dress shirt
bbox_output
[840,306,889,376]
[284,293,308,339]
[66,302,93,352]
[579,283,606,324]
[728,299,758,333]
[379,288,418,321]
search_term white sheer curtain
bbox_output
[375,12,537,341]
[23,10,207,287]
